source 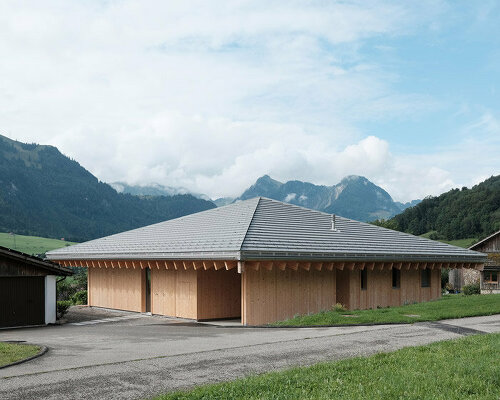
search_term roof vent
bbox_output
[331,214,340,232]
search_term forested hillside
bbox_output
[372,175,500,240]
[0,135,215,242]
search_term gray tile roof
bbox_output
[46,197,486,263]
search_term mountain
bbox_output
[110,181,211,201]
[213,197,235,207]
[236,175,418,222]
[0,135,216,242]
[373,175,500,240]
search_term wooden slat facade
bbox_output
[241,266,336,326]
[86,262,240,320]
[88,267,144,312]
[336,268,441,311]
[60,259,483,325]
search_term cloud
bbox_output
[0,1,498,202]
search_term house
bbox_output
[470,231,500,294]
[448,230,500,293]
[46,197,486,325]
[0,246,73,328]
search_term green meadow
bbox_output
[156,333,500,400]
[0,232,76,256]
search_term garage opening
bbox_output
[197,268,241,321]
[150,266,241,321]
[0,277,45,328]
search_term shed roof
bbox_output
[46,197,486,263]
[0,246,73,276]
[469,230,500,250]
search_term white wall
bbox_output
[45,275,57,324]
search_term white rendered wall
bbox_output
[45,275,57,324]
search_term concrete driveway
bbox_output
[1,308,499,400]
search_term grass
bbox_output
[0,232,77,256]
[155,333,500,400]
[441,238,478,248]
[419,231,477,248]
[0,342,40,367]
[272,294,500,326]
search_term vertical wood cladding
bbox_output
[336,267,441,310]
[86,261,442,325]
[150,268,197,319]
[88,267,143,312]
[242,267,336,326]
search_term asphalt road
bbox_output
[1,309,499,400]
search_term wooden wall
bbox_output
[88,267,144,312]
[87,266,241,320]
[242,267,336,326]
[0,257,49,277]
[151,268,198,319]
[84,260,442,324]
[336,268,441,310]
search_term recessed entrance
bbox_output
[145,268,151,313]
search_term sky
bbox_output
[0,1,499,201]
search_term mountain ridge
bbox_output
[0,134,216,242]
[235,174,419,222]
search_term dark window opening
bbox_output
[392,268,400,289]
[421,269,431,288]
[360,269,367,290]
[484,272,498,283]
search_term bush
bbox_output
[332,303,346,312]
[57,300,72,319]
[441,268,449,288]
[57,268,87,301]
[71,290,88,305]
[463,282,480,295]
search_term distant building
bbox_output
[449,230,500,293]
[47,198,485,325]
[471,231,500,294]
[0,246,72,328]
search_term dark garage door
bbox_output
[0,277,45,328]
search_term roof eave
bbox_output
[46,251,242,261]
[240,250,487,264]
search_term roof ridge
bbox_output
[238,197,262,253]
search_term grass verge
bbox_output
[272,294,500,326]
[0,342,40,367]
[155,333,500,400]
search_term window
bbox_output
[360,269,367,290]
[484,271,498,283]
[421,269,431,288]
[392,269,400,289]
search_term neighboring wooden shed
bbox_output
[47,197,486,325]
[0,246,72,328]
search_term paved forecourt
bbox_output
[1,311,499,400]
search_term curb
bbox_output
[256,321,412,329]
[0,344,48,369]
